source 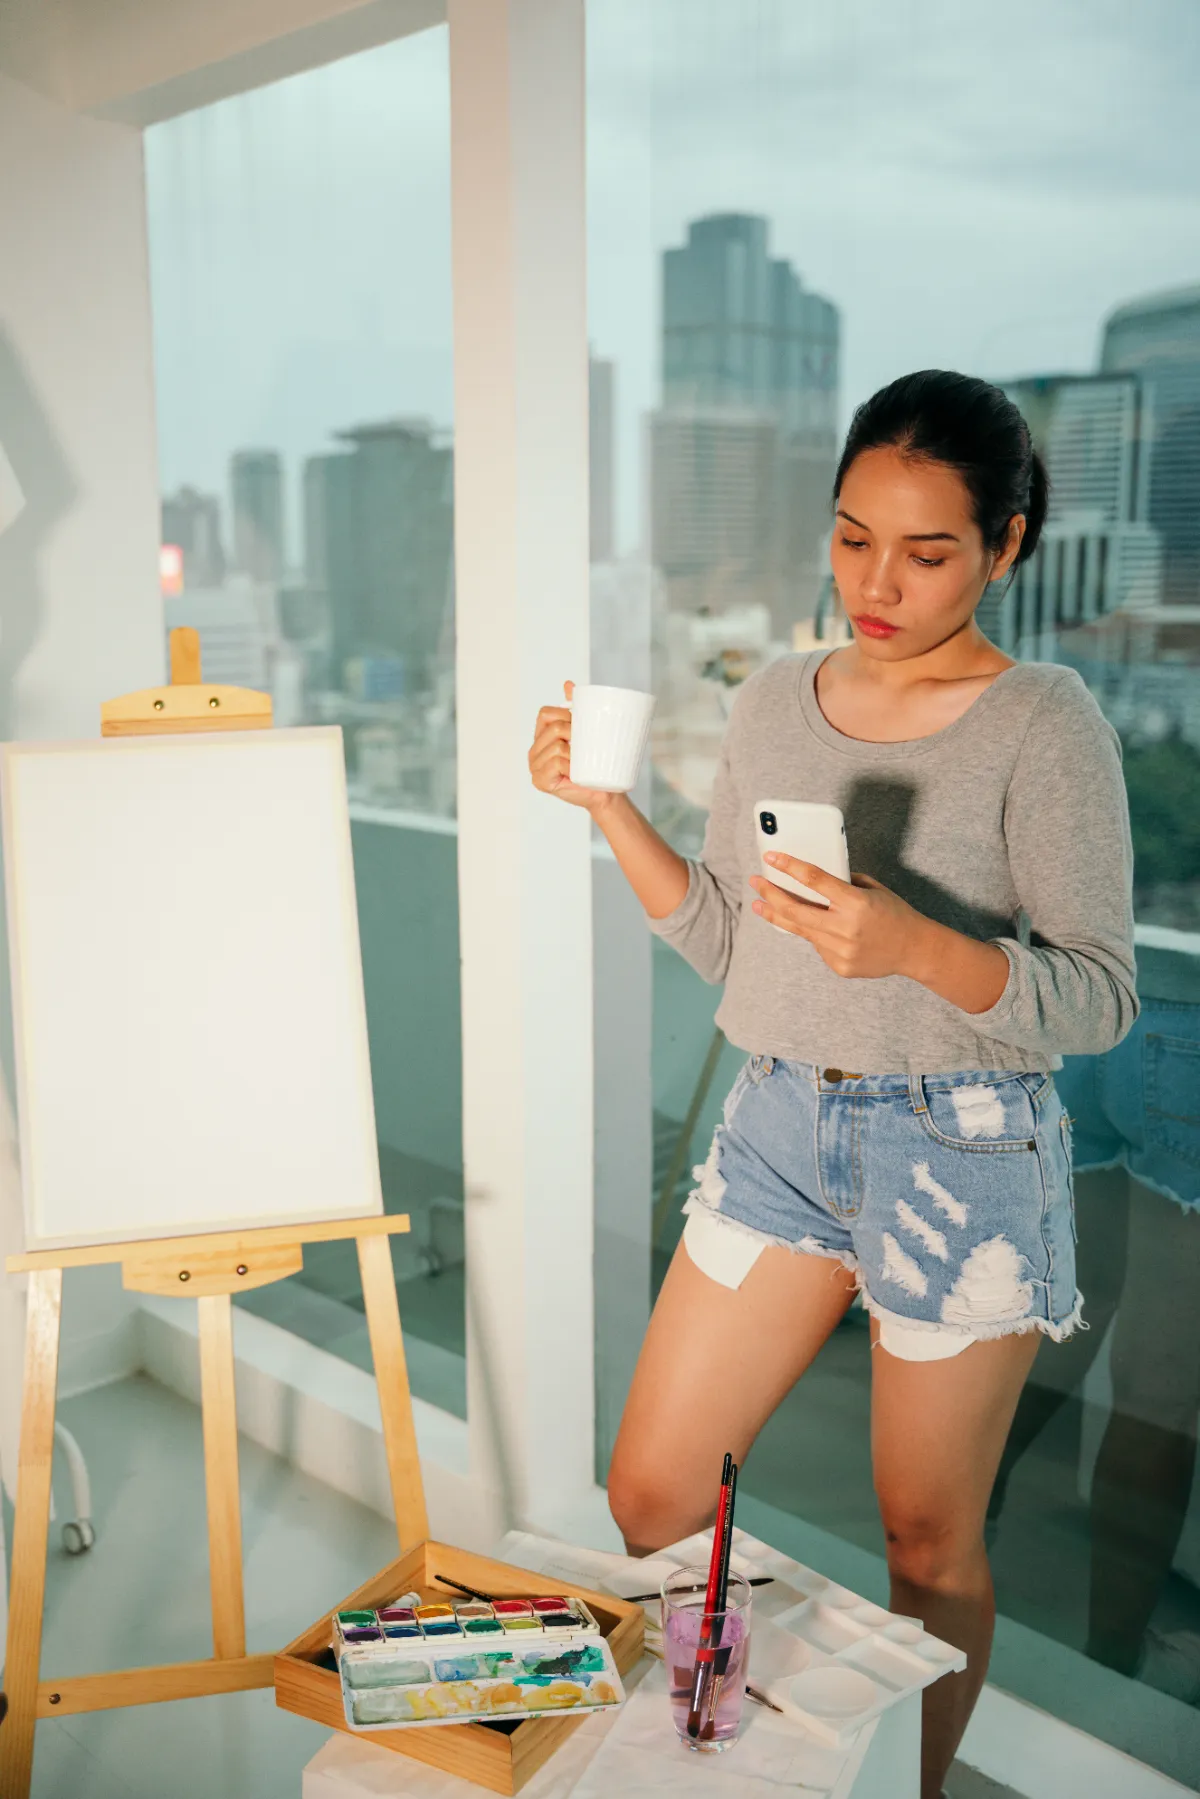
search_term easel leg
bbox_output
[358,1235,429,1548]
[0,1271,63,1799]
[197,1295,245,1660]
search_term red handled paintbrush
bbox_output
[700,1458,738,1739]
[685,1452,734,1740]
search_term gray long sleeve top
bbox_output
[650,652,1138,1075]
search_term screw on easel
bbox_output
[48,1693,60,1705]
[209,696,220,708]
[236,1264,248,1277]
[178,1270,190,1283]
[153,699,165,711]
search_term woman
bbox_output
[529,369,1137,1796]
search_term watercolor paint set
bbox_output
[276,1540,643,1794]
[333,1595,624,1732]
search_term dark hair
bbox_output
[833,369,1049,567]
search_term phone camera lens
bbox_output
[760,812,777,835]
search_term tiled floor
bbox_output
[11,1374,1026,1799]
[27,1376,398,1799]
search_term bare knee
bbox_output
[882,1508,981,1595]
[608,1451,700,1555]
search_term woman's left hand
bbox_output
[749,855,927,980]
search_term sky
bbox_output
[146,0,1200,559]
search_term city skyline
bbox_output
[145,2,1200,558]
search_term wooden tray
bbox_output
[275,1538,644,1795]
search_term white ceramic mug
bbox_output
[569,684,656,793]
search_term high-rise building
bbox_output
[589,354,615,563]
[661,214,838,442]
[161,486,225,589]
[303,418,454,691]
[1101,284,1200,607]
[993,373,1162,655]
[231,448,285,581]
[651,214,840,637]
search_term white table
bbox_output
[302,1529,932,1799]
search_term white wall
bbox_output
[0,71,166,1390]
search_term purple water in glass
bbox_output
[662,1572,752,1752]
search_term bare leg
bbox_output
[872,1324,1041,1799]
[608,1239,857,1553]
[988,1165,1129,1530]
[1087,1180,1200,1673]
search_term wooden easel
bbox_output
[0,633,430,1799]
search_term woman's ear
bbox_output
[989,512,1026,582]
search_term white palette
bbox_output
[669,1529,966,1748]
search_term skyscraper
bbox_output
[661,214,838,441]
[161,485,226,589]
[231,448,285,581]
[304,418,454,691]
[651,214,840,637]
[1102,284,1200,607]
[996,373,1161,654]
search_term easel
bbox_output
[0,633,430,1798]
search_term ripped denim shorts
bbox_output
[684,1058,1080,1351]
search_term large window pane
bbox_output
[146,28,465,1415]
[588,1,1200,1780]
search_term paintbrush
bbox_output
[686,1452,734,1740]
[622,1576,772,1603]
[644,1640,781,1714]
[700,1460,739,1740]
[433,1574,502,1602]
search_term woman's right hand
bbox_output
[528,681,615,814]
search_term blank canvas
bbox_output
[2,728,383,1250]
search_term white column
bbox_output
[448,0,594,1527]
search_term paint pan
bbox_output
[530,1597,571,1614]
[492,1601,533,1619]
[415,1604,455,1622]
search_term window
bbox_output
[146,27,465,1415]
[588,1,1200,1781]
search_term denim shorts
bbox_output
[686,1058,1080,1342]
[1055,1000,1200,1211]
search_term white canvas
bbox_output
[1,728,383,1250]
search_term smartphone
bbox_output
[754,800,850,911]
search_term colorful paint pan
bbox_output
[538,1612,579,1631]
[530,1598,570,1614]
[415,1605,455,1621]
[492,1601,533,1618]
[378,1607,417,1624]
[454,1603,494,1621]
[337,1611,377,1628]
[501,1617,542,1633]
[341,1626,384,1645]
[463,1618,504,1636]
[383,1624,422,1641]
[421,1621,464,1639]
